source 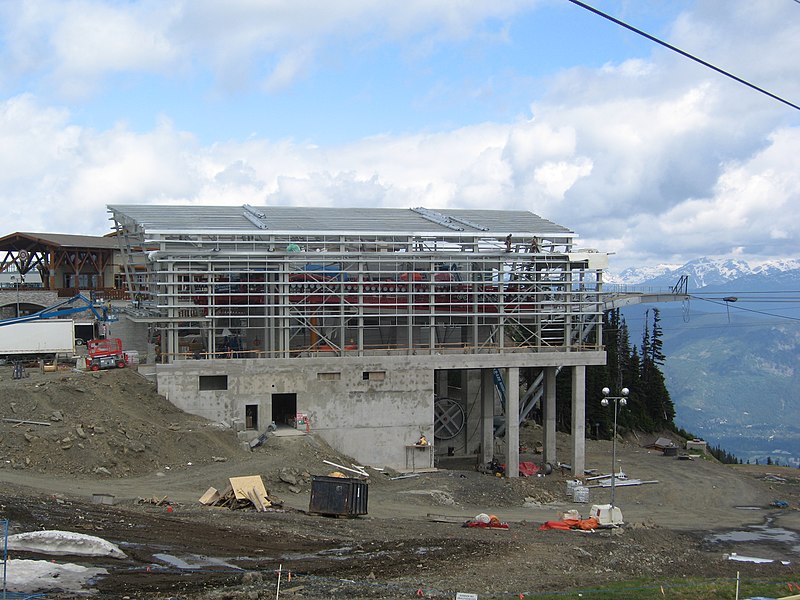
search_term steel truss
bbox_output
[110,223,605,363]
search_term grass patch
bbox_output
[488,576,796,599]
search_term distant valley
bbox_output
[610,257,800,465]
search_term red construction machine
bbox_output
[85,338,126,371]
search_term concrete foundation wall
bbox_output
[155,350,606,472]
[156,355,435,470]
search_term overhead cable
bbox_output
[690,295,800,322]
[567,0,800,112]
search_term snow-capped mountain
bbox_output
[604,263,682,285]
[611,255,800,465]
[607,257,800,289]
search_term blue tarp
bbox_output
[303,264,349,281]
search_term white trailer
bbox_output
[0,320,75,359]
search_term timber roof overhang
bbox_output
[0,232,119,284]
[0,232,119,251]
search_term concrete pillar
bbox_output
[571,365,586,477]
[505,367,520,479]
[480,368,494,466]
[543,366,557,466]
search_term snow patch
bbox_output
[7,529,127,559]
[4,559,107,594]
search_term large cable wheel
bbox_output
[434,397,465,440]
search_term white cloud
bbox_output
[0,0,798,273]
[0,95,79,183]
[0,0,178,98]
[624,127,800,263]
[68,119,199,206]
[50,4,176,73]
[2,77,798,272]
[600,58,653,78]
[671,2,800,92]
[0,0,536,96]
[503,121,578,171]
[0,99,201,234]
[533,158,592,200]
[261,46,315,93]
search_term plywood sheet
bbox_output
[198,487,220,505]
[229,475,271,509]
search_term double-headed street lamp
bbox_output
[601,386,629,514]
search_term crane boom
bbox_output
[0,294,116,326]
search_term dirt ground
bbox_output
[2,365,800,599]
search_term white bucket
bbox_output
[572,486,590,503]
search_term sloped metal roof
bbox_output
[107,204,574,236]
[0,232,119,249]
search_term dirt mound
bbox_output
[0,365,245,478]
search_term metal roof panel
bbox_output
[107,204,574,236]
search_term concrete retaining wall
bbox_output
[156,355,435,470]
[154,350,606,471]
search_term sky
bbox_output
[0,0,798,272]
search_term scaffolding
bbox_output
[109,205,607,364]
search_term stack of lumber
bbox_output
[198,475,282,511]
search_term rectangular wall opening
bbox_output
[245,404,258,430]
[317,372,341,380]
[199,374,228,391]
[271,393,297,426]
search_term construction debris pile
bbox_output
[199,475,283,511]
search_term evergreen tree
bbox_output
[618,317,633,390]
[639,309,675,427]
[585,355,608,438]
[649,308,666,365]
[589,309,633,437]
[708,444,741,464]
[623,345,653,430]
[585,308,679,437]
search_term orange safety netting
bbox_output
[538,517,599,531]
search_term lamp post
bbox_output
[601,386,628,514]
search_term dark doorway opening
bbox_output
[74,322,97,346]
[245,404,258,430]
[272,393,297,425]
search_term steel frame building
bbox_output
[109,204,608,474]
